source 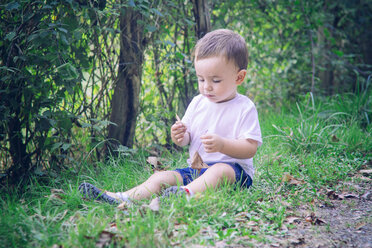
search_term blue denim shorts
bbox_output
[174,162,252,188]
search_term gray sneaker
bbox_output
[161,186,187,198]
[78,182,120,205]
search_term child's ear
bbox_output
[236,70,247,85]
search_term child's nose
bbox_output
[204,81,213,91]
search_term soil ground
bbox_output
[263,181,371,248]
[210,180,372,248]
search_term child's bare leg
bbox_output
[107,171,182,201]
[186,163,236,193]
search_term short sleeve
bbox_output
[238,105,262,146]
[181,95,200,129]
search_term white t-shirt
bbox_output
[182,93,262,179]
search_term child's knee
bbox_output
[208,163,236,181]
[147,171,180,187]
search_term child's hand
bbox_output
[200,134,224,153]
[171,121,187,144]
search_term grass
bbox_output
[0,93,371,248]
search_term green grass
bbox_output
[0,94,371,248]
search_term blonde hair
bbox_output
[194,29,249,70]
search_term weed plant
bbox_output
[0,94,370,248]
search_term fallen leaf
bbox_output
[357,175,372,181]
[51,188,65,194]
[46,189,66,203]
[235,212,249,222]
[190,151,209,173]
[107,222,118,233]
[355,222,366,230]
[148,197,160,212]
[341,193,359,199]
[326,190,343,200]
[96,230,115,248]
[305,212,326,225]
[361,191,371,200]
[326,190,359,200]
[289,237,305,245]
[285,216,301,225]
[146,156,169,172]
[139,197,161,216]
[147,156,160,167]
[117,201,130,211]
[331,134,339,142]
[57,209,68,221]
[281,172,305,185]
[359,169,372,175]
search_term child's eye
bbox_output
[198,78,205,82]
[213,79,221,83]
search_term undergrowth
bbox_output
[0,94,371,248]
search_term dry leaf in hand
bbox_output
[191,151,209,172]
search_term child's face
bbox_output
[194,56,246,103]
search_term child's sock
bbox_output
[115,192,132,204]
[181,186,194,196]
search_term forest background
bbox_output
[1,0,371,187]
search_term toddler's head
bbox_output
[194,29,248,71]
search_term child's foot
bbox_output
[78,182,120,205]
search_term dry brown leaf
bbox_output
[341,192,359,199]
[235,212,249,222]
[331,134,339,142]
[51,188,65,194]
[305,212,326,225]
[148,197,160,212]
[281,172,305,185]
[326,190,342,200]
[46,188,66,203]
[289,237,305,245]
[139,197,160,216]
[117,201,130,211]
[326,190,359,200]
[247,220,258,226]
[146,156,169,172]
[95,230,115,248]
[285,216,301,224]
[355,222,366,230]
[191,151,209,172]
[147,156,160,167]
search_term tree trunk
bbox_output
[107,7,146,150]
[191,0,211,39]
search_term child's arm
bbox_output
[171,121,190,147]
[201,134,258,159]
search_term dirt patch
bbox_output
[214,181,372,248]
[274,181,372,248]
